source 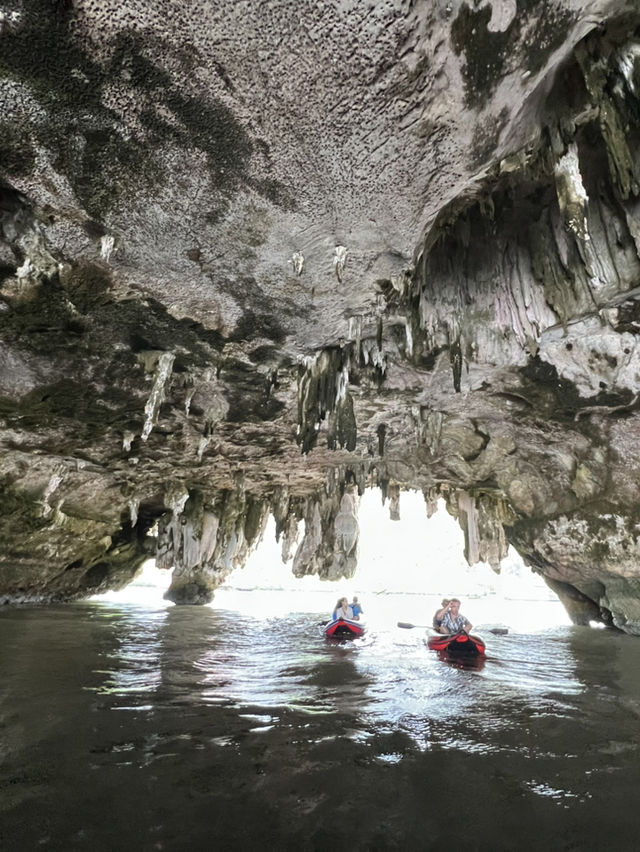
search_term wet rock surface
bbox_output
[2,1,640,631]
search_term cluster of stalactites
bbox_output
[156,485,269,602]
[151,472,522,601]
[444,489,515,570]
[290,486,360,581]
[154,466,378,601]
[575,35,640,201]
[383,483,512,570]
[271,467,367,581]
[282,480,515,580]
[296,315,397,456]
[407,29,640,396]
[347,313,389,383]
[296,346,356,454]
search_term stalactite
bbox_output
[333,245,348,282]
[141,352,175,441]
[354,464,369,496]
[155,484,189,571]
[446,490,513,569]
[458,490,480,565]
[162,488,270,603]
[290,250,304,275]
[554,143,589,243]
[292,500,323,577]
[291,483,360,580]
[388,482,401,521]
[41,471,63,518]
[271,486,291,541]
[327,391,357,451]
[184,387,195,416]
[348,315,363,353]
[100,235,115,262]
[280,512,300,562]
[379,476,390,504]
[297,346,356,453]
[422,487,440,518]
[196,437,210,462]
[404,319,414,358]
[449,336,462,393]
[360,338,387,381]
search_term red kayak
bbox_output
[323,617,365,639]
[427,631,486,656]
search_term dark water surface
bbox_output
[1,602,640,851]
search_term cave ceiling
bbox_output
[2,0,640,631]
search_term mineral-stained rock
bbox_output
[3,1,640,631]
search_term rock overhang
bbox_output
[1,1,640,632]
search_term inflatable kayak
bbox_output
[427,631,486,656]
[323,617,365,639]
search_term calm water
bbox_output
[1,595,640,851]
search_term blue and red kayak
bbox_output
[427,632,486,656]
[323,617,365,639]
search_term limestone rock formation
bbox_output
[2,1,640,633]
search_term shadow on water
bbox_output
[1,604,640,850]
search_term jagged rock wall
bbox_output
[401,21,640,634]
[2,2,640,631]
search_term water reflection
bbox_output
[436,649,486,671]
[82,601,587,759]
[91,607,168,700]
[3,603,640,850]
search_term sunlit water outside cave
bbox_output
[3,492,640,850]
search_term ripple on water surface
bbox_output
[2,602,640,850]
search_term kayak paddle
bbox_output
[397,621,508,635]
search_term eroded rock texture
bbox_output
[2,1,640,631]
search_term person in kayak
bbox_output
[350,596,363,620]
[438,598,472,634]
[432,598,450,630]
[333,597,354,620]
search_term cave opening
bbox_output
[94,490,569,633]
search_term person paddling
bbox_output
[438,598,472,634]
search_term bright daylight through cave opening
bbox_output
[97,490,569,633]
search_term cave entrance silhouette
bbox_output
[96,489,569,632]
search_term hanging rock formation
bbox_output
[2,1,640,632]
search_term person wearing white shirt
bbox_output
[438,598,472,634]
[332,597,354,620]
